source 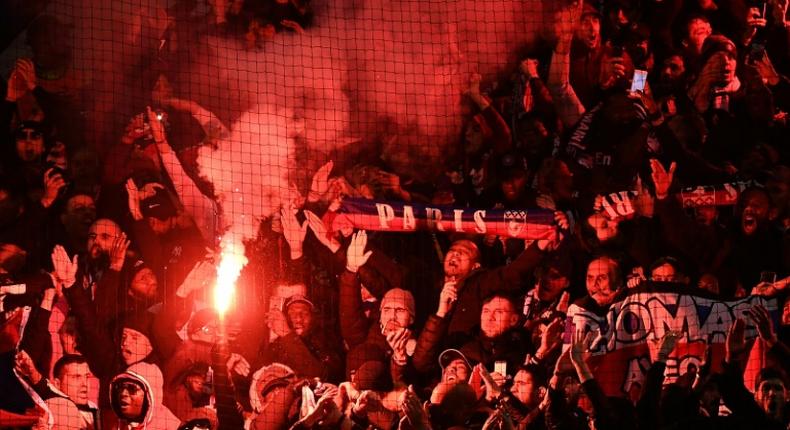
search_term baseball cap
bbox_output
[283,294,314,312]
[439,349,472,370]
[140,185,178,220]
[498,151,529,181]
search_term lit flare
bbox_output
[213,240,247,319]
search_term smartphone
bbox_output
[494,360,507,376]
[630,69,648,93]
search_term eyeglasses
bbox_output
[115,381,143,395]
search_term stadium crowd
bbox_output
[1,0,790,429]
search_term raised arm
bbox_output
[55,246,118,379]
[477,212,566,297]
[339,231,374,348]
[149,106,219,244]
[547,0,586,128]
[412,281,455,373]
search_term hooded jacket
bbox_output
[109,362,180,430]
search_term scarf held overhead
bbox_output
[325,198,556,240]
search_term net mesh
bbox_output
[0,0,788,429]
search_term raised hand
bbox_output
[476,363,504,402]
[400,385,430,430]
[745,304,778,347]
[555,1,584,53]
[304,210,341,253]
[386,327,412,365]
[51,245,79,289]
[41,168,67,208]
[14,59,37,91]
[308,161,334,202]
[14,350,42,385]
[725,318,752,365]
[280,207,308,259]
[227,353,251,377]
[108,232,130,271]
[570,325,595,366]
[436,280,458,318]
[536,317,564,360]
[122,114,148,144]
[633,176,655,218]
[176,260,215,298]
[146,106,166,144]
[649,159,676,200]
[600,55,626,90]
[537,211,568,251]
[570,325,596,382]
[649,331,681,363]
[346,230,373,273]
[126,179,144,221]
[6,69,28,102]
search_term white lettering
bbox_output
[454,209,465,232]
[403,206,416,230]
[473,210,487,233]
[375,204,395,229]
[425,208,445,231]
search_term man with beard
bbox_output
[427,349,472,404]
[651,159,786,297]
[573,256,624,314]
[52,194,97,255]
[438,213,566,343]
[77,219,135,324]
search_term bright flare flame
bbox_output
[213,241,248,319]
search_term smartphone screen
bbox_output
[494,360,507,375]
[630,69,648,93]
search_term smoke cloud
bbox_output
[45,0,550,245]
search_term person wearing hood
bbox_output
[59,243,162,430]
[110,362,180,430]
